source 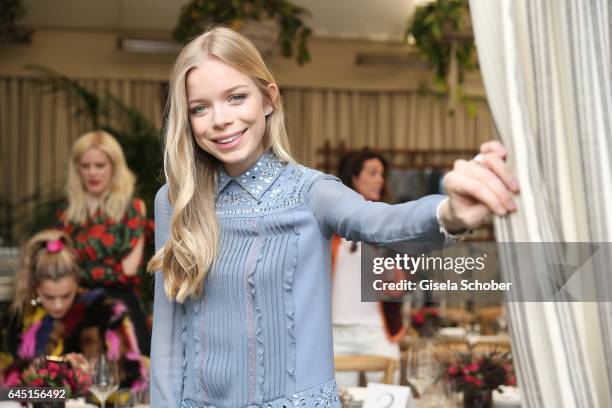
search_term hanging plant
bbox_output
[405,0,477,113]
[173,0,312,65]
[0,0,31,43]
[0,0,25,31]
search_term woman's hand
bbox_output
[439,141,520,232]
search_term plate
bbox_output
[493,386,521,407]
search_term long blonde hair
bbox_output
[12,230,80,316]
[64,130,136,223]
[148,27,293,302]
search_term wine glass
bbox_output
[89,354,119,408]
[405,340,439,400]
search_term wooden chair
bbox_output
[474,306,504,335]
[439,307,473,327]
[334,355,397,385]
[472,338,512,355]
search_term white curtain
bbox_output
[470,0,612,406]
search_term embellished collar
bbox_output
[217,150,285,200]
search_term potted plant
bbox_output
[173,0,312,65]
[410,306,444,337]
[405,0,477,113]
[445,351,516,408]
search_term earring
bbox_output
[30,297,41,306]
[265,109,273,117]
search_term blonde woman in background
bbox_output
[149,27,519,407]
[56,130,150,355]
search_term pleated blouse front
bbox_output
[150,151,446,408]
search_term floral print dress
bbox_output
[55,198,147,293]
[56,198,152,355]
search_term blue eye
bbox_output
[229,94,246,103]
[190,105,208,115]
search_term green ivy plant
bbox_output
[0,0,25,31]
[173,0,312,65]
[406,0,477,113]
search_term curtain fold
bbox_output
[470,0,612,406]
[282,89,494,167]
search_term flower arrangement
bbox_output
[20,358,92,398]
[410,307,443,336]
[445,352,515,407]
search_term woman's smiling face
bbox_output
[186,58,277,176]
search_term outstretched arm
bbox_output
[306,141,518,243]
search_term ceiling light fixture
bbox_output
[117,37,181,54]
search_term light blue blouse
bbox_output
[151,151,447,408]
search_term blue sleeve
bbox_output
[304,174,447,244]
[150,184,185,408]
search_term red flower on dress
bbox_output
[91,267,105,281]
[101,233,115,247]
[89,224,106,239]
[85,246,97,261]
[76,233,88,244]
[127,216,142,230]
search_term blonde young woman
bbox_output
[149,27,520,407]
[56,131,150,355]
[0,230,148,391]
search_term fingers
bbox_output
[467,160,517,213]
[446,165,511,216]
[479,140,507,159]
[441,141,520,231]
[473,152,520,194]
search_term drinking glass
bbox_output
[89,355,119,408]
[405,340,439,399]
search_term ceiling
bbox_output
[21,0,427,42]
